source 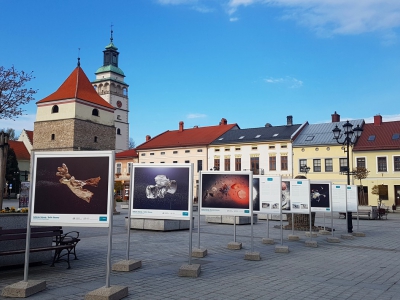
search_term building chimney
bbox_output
[331,111,340,123]
[374,114,382,126]
[287,115,293,126]
[146,135,151,142]
[179,121,184,132]
[219,118,227,125]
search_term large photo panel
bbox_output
[253,176,282,214]
[30,151,114,227]
[130,164,193,220]
[331,184,347,212]
[346,185,359,213]
[288,179,310,214]
[200,171,252,216]
[310,181,332,212]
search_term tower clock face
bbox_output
[116,101,122,108]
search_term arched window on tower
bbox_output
[123,87,128,97]
[52,105,59,113]
[117,128,121,135]
[93,85,97,92]
[92,109,99,116]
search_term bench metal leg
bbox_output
[51,248,71,269]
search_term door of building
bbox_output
[395,185,400,206]
[358,186,368,206]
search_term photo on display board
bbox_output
[132,166,190,211]
[201,173,250,209]
[33,156,110,215]
[252,177,260,211]
[310,183,330,208]
[262,202,270,208]
[281,180,290,211]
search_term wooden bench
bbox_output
[0,226,80,269]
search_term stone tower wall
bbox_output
[33,119,115,151]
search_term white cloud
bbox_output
[265,77,284,84]
[227,0,263,15]
[227,0,400,37]
[264,76,303,88]
[156,0,400,39]
[0,114,35,138]
[187,113,207,119]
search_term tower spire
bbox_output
[110,24,113,43]
[77,48,81,67]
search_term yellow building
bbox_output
[293,112,364,184]
[353,115,400,207]
[115,149,139,200]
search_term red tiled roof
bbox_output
[8,140,30,161]
[25,130,33,145]
[354,120,400,151]
[116,149,138,158]
[37,66,114,109]
[136,122,239,150]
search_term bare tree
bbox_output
[0,66,37,120]
[129,137,135,149]
[0,128,16,140]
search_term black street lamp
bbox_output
[300,165,310,176]
[332,121,363,233]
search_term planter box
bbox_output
[125,217,190,231]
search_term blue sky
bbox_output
[2,0,400,145]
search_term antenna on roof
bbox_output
[77,48,81,67]
[110,23,114,43]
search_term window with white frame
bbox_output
[325,158,333,172]
[299,159,307,173]
[313,159,321,172]
[127,162,133,174]
[281,156,288,171]
[394,156,400,172]
[377,157,387,172]
[357,157,366,168]
[116,163,122,174]
[339,158,348,172]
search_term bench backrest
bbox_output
[0,226,63,242]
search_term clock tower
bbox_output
[92,30,129,152]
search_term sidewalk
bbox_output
[2,203,400,299]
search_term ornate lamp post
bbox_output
[332,121,363,233]
[0,131,10,209]
[300,165,310,176]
